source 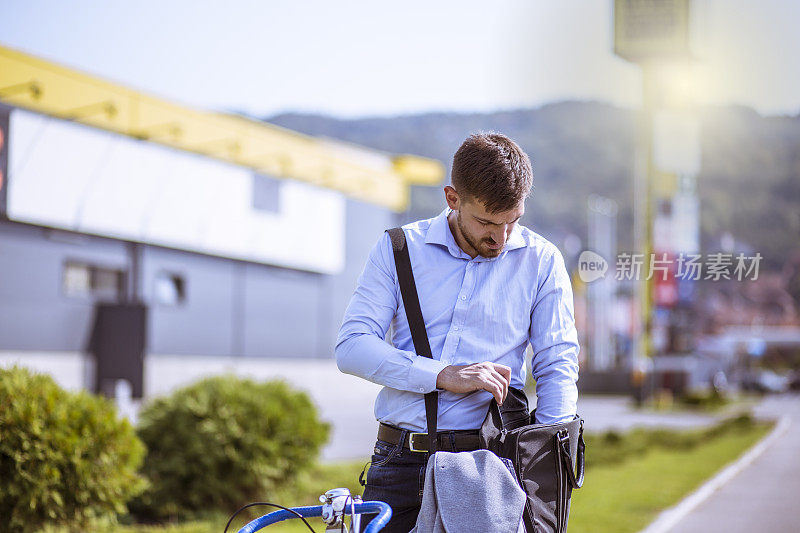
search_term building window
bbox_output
[252,173,282,213]
[154,271,186,306]
[63,261,125,301]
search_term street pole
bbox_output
[633,64,656,376]
[614,0,693,401]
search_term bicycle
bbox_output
[226,487,392,533]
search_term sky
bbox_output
[1,0,799,118]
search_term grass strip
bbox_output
[569,417,772,533]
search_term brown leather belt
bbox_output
[377,422,481,453]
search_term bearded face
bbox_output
[446,190,524,259]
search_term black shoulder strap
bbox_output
[386,227,439,454]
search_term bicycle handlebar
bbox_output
[236,501,392,533]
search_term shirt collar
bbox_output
[424,208,527,261]
[505,222,526,252]
[425,208,466,259]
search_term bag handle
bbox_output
[489,400,585,489]
[387,228,438,455]
[557,424,585,489]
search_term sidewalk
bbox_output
[642,394,800,533]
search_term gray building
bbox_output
[0,51,441,409]
[0,193,393,394]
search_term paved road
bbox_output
[655,393,800,533]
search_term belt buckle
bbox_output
[408,432,428,453]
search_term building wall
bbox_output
[0,222,128,351]
[0,199,402,460]
[241,262,322,358]
[144,246,238,356]
[0,197,395,393]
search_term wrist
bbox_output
[410,356,449,394]
[436,365,452,389]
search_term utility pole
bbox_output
[614,0,694,397]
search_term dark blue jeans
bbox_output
[360,435,428,533]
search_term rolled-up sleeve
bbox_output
[336,232,448,394]
[529,245,580,424]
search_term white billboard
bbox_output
[7,109,345,274]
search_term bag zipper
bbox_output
[512,433,537,532]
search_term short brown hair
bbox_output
[451,132,533,213]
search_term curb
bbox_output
[638,415,792,533]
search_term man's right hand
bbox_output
[435,362,512,405]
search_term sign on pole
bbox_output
[614,0,691,63]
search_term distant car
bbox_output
[787,370,800,391]
[740,370,789,393]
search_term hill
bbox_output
[267,102,800,271]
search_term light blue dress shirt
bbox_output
[336,209,579,431]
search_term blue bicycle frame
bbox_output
[236,501,392,533]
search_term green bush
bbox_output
[0,366,146,532]
[678,389,730,410]
[133,375,330,520]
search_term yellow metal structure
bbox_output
[0,45,444,211]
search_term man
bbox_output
[336,132,579,532]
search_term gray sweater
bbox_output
[411,450,526,533]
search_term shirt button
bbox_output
[453,326,460,331]
[418,387,425,392]
[461,295,467,300]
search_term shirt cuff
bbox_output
[407,355,450,394]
